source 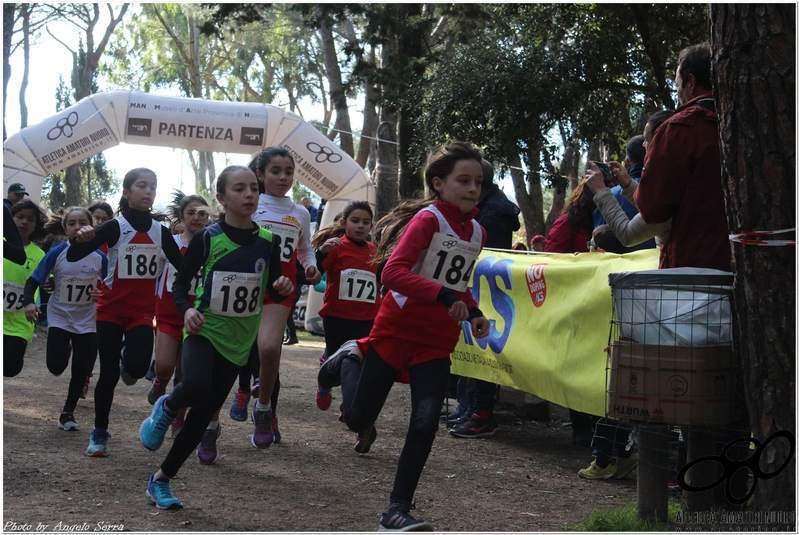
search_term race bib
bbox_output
[209,271,262,317]
[59,275,97,305]
[3,281,25,311]
[166,264,201,297]
[119,243,162,279]
[258,223,299,263]
[417,232,480,292]
[338,269,377,303]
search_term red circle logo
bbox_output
[526,264,547,308]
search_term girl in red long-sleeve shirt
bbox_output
[318,141,491,531]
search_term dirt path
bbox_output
[3,328,636,532]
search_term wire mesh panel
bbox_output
[605,268,736,427]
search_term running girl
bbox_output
[245,147,320,448]
[138,165,292,510]
[4,199,47,377]
[22,207,108,430]
[68,168,184,457]
[311,201,380,411]
[149,191,210,442]
[318,141,491,531]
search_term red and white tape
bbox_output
[729,228,795,246]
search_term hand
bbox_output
[273,276,294,297]
[24,303,40,323]
[320,237,343,253]
[609,161,632,189]
[75,225,95,243]
[90,285,102,303]
[470,317,491,339]
[184,308,206,336]
[584,161,612,194]
[447,300,469,323]
[305,266,322,286]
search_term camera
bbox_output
[590,161,613,185]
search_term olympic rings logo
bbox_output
[125,246,138,252]
[306,142,342,164]
[222,274,238,283]
[677,430,795,505]
[442,240,459,249]
[47,112,79,141]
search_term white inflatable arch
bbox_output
[3,90,375,331]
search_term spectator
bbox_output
[634,43,730,272]
[593,136,655,252]
[301,197,318,223]
[585,111,674,248]
[530,235,547,252]
[316,198,326,226]
[447,159,520,439]
[511,241,528,251]
[5,183,29,210]
[587,224,628,254]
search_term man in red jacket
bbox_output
[634,43,731,271]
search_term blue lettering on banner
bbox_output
[462,256,515,354]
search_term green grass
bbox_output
[574,502,682,531]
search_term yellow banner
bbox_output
[452,248,659,416]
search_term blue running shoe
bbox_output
[85,428,111,457]
[140,395,176,451]
[228,389,251,422]
[146,474,183,510]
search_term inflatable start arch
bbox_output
[3,90,375,332]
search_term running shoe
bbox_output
[146,474,183,510]
[140,395,176,451]
[250,405,274,449]
[283,336,299,345]
[147,377,168,405]
[58,412,79,431]
[196,423,221,465]
[145,359,157,381]
[316,386,332,411]
[171,417,184,438]
[449,412,497,439]
[318,340,361,390]
[355,425,377,454]
[271,414,281,444]
[85,428,111,457]
[250,378,260,400]
[119,358,137,386]
[614,454,638,479]
[229,389,251,422]
[577,460,617,480]
[379,503,434,532]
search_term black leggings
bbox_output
[340,346,449,506]
[161,335,240,478]
[322,315,374,358]
[94,321,154,430]
[47,327,97,413]
[3,335,27,377]
[237,343,280,414]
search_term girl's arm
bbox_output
[66,220,120,261]
[4,205,26,265]
[265,242,287,302]
[296,211,317,270]
[21,244,64,307]
[172,229,208,320]
[160,226,183,270]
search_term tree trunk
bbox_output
[356,46,379,169]
[396,3,425,200]
[710,4,796,512]
[509,152,545,239]
[3,3,15,141]
[316,8,354,158]
[18,6,29,129]
[372,121,398,221]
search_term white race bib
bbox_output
[209,271,262,317]
[118,243,163,279]
[338,269,377,303]
[417,232,480,292]
[3,281,25,311]
[166,264,201,297]
[59,275,97,305]
[258,223,299,263]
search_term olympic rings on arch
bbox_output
[306,142,343,164]
[47,112,79,141]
